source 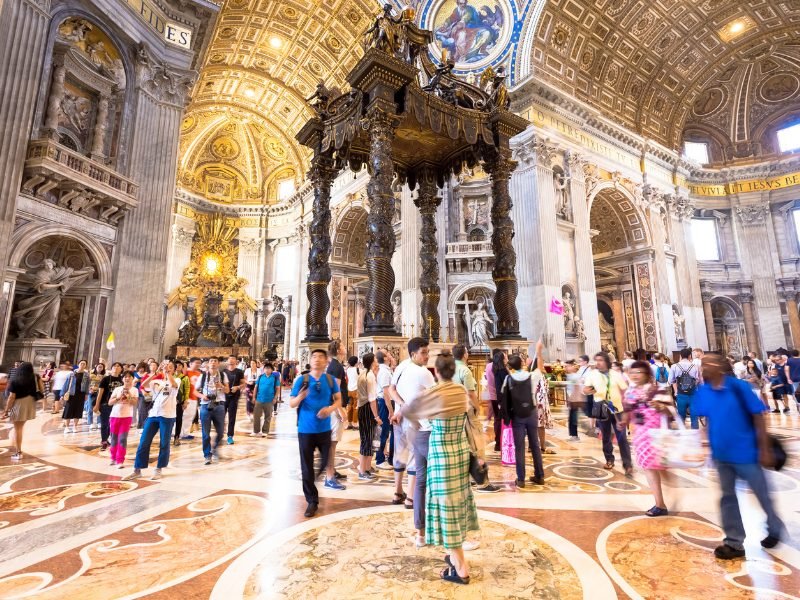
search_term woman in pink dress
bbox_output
[621,360,674,517]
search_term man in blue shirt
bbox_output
[694,353,784,559]
[251,363,278,437]
[783,349,800,413]
[290,348,342,517]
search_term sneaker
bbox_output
[204,456,213,465]
[462,540,480,551]
[567,436,580,442]
[714,544,745,560]
[63,428,69,436]
[761,535,780,548]
[772,409,781,413]
[117,463,125,469]
[625,467,634,478]
[227,436,234,445]
[101,441,109,451]
[249,432,259,437]
[476,483,501,493]
[90,424,97,431]
[324,478,346,490]
[414,534,427,548]
[783,408,791,414]
[376,461,393,470]
[529,476,545,485]
[70,426,77,434]
[304,502,318,518]
[10,453,22,461]
[109,460,117,466]
[173,439,181,446]
[259,432,266,437]
[334,471,347,480]
[122,470,142,481]
[180,435,194,440]
[358,472,377,481]
[515,479,525,489]
[151,469,162,481]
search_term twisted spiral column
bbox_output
[485,150,521,338]
[415,167,441,341]
[304,155,337,342]
[363,107,400,336]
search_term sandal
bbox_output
[645,506,669,517]
[603,462,614,470]
[444,554,453,567]
[440,566,470,585]
[404,498,414,510]
[391,492,407,505]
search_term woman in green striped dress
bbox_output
[397,351,479,584]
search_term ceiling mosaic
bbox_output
[529,0,800,150]
[589,188,648,255]
[179,0,377,204]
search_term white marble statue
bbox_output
[13,259,94,339]
[673,308,686,342]
[573,317,586,341]
[391,292,402,333]
[563,291,576,332]
[470,300,493,348]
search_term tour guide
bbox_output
[289,348,342,518]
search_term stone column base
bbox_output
[355,335,408,365]
[5,338,67,366]
[488,338,530,363]
[297,341,331,368]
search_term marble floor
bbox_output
[1,397,800,599]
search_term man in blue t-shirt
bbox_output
[694,353,784,560]
[290,348,342,518]
[783,349,800,412]
[251,363,278,437]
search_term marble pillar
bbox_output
[0,0,50,361]
[669,198,707,349]
[43,62,65,135]
[611,291,627,357]
[785,293,800,349]
[647,199,670,351]
[734,205,783,350]
[740,293,760,355]
[397,185,421,334]
[567,153,600,355]
[304,156,336,342]
[415,167,441,341]
[91,95,110,160]
[701,290,717,351]
[363,107,399,336]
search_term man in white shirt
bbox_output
[374,351,394,470]
[389,337,435,523]
[51,362,71,415]
[732,355,747,380]
[345,356,360,430]
[621,351,635,372]
[195,357,230,465]
[669,347,702,429]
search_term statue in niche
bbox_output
[61,18,92,43]
[470,299,494,347]
[573,317,586,342]
[271,295,285,313]
[391,291,402,333]
[554,169,571,219]
[235,318,253,346]
[13,259,94,339]
[60,93,91,132]
[562,291,576,332]
[177,309,199,346]
[673,307,686,342]
[220,314,236,347]
[364,4,400,55]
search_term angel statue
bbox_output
[306,81,331,116]
[573,317,587,342]
[470,300,494,348]
[364,4,400,55]
[480,65,510,110]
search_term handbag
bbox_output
[590,372,612,421]
[731,381,787,471]
[464,414,488,485]
[648,408,705,469]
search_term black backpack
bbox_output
[505,376,535,419]
[676,365,697,395]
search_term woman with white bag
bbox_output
[620,360,676,517]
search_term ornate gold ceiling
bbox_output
[531,0,800,151]
[179,0,376,204]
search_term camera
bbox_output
[207,394,217,401]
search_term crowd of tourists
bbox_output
[0,340,790,581]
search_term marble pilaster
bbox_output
[567,153,600,355]
[700,289,717,351]
[397,185,421,334]
[163,218,195,350]
[740,293,760,356]
[0,0,50,361]
[785,293,800,349]
[610,291,627,357]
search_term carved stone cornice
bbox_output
[735,205,769,227]
[511,133,560,170]
[135,43,196,107]
[172,224,195,248]
[565,151,586,181]
[665,195,696,222]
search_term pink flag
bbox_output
[549,296,564,315]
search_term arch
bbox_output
[8,223,113,288]
[37,7,136,172]
[447,280,497,313]
[331,204,368,266]
[588,184,652,253]
[710,296,743,319]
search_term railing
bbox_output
[445,241,493,256]
[25,139,138,202]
